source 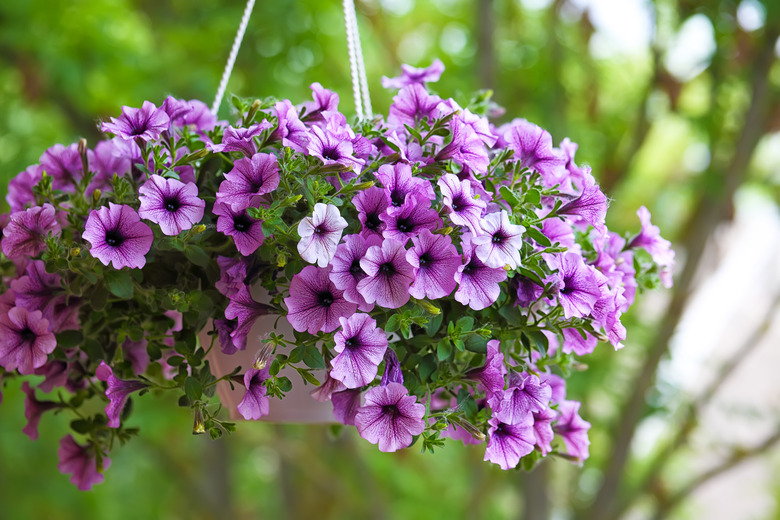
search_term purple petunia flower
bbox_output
[58,435,111,491]
[454,236,508,311]
[330,314,388,388]
[162,96,217,132]
[492,372,551,425]
[40,143,83,192]
[0,307,56,374]
[332,388,362,425]
[381,59,445,89]
[504,119,566,185]
[559,176,608,232]
[436,119,490,174]
[471,210,526,269]
[532,407,557,455]
[35,360,68,393]
[300,82,340,121]
[96,361,148,428]
[122,338,150,376]
[215,256,249,298]
[284,265,357,334]
[21,381,59,440]
[561,327,598,356]
[1,204,61,259]
[357,239,415,309]
[138,174,205,235]
[272,99,310,152]
[515,276,544,308]
[307,125,365,175]
[214,318,242,355]
[465,339,507,397]
[207,122,272,156]
[237,368,271,420]
[553,252,602,319]
[355,382,426,452]
[86,140,132,192]
[297,203,348,267]
[380,349,404,386]
[554,400,591,461]
[353,187,389,238]
[388,83,442,129]
[405,229,461,299]
[379,194,441,244]
[213,202,265,256]
[329,234,381,312]
[83,203,153,269]
[437,173,486,235]
[310,373,347,403]
[542,218,576,250]
[102,101,170,142]
[11,260,80,333]
[629,206,675,288]
[7,165,43,212]
[216,153,280,211]
[483,415,536,470]
[224,285,272,349]
[375,163,435,208]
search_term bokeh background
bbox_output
[1,0,779,518]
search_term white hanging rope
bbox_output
[342,0,365,120]
[348,1,372,118]
[212,0,257,115]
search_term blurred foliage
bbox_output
[1,0,780,518]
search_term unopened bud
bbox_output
[193,224,207,234]
[449,416,486,442]
[253,345,273,370]
[415,298,441,315]
[92,189,102,204]
[71,247,81,257]
[192,407,206,435]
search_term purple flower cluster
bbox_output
[0,64,673,486]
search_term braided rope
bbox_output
[348,1,372,118]
[343,0,365,120]
[211,0,257,115]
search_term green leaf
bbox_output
[184,246,210,268]
[418,354,437,382]
[425,313,444,336]
[105,270,134,299]
[184,376,202,402]
[526,227,552,247]
[499,186,521,208]
[385,314,401,333]
[70,419,93,434]
[56,330,83,348]
[465,334,488,353]
[302,345,325,369]
[296,367,321,386]
[456,316,474,333]
[277,376,293,392]
[437,339,453,361]
[525,188,541,206]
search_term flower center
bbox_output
[451,195,467,212]
[317,291,334,307]
[233,214,252,233]
[390,190,405,207]
[350,259,363,276]
[380,262,395,276]
[313,225,326,235]
[560,276,574,295]
[396,218,413,233]
[491,232,505,244]
[462,262,476,275]
[365,213,381,230]
[381,404,399,419]
[164,197,181,212]
[418,252,432,266]
[344,337,358,349]
[322,147,340,161]
[105,229,124,247]
[19,327,36,343]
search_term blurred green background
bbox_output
[2,0,780,518]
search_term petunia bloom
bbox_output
[224,285,273,349]
[96,362,149,428]
[388,83,442,129]
[331,389,363,426]
[355,382,426,452]
[0,307,56,374]
[138,174,205,235]
[437,173,486,235]
[357,239,415,309]
[237,368,271,420]
[21,381,59,440]
[216,153,280,211]
[101,100,170,142]
[405,229,461,299]
[207,123,271,156]
[559,176,608,232]
[353,187,389,238]
[492,372,551,425]
[381,59,445,89]
[39,143,83,192]
[11,260,80,333]
[213,202,265,256]
[629,206,675,288]
[297,203,348,267]
[454,236,508,310]
[375,163,435,209]
[379,194,441,244]
[329,234,381,311]
[272,99,309,152]
[464,339,507,397]
[554,252,602,319]
[57,435,111,491]
[83,203,154,269]
[7,165,43,212]
[505,119,566,185]
[1,204,61,259]
[554,400,591,461]
[436,119,490,174]
[284,265,357,334]
[330,313,388,388]
[471,210,526,269]
[532,407,557,455]
[483,415,535,470]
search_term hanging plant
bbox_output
[0,59,674,489]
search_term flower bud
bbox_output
[449,416,486,441]
[253,345,273,370]
[192,407,206,435]
[92,189,102,205]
